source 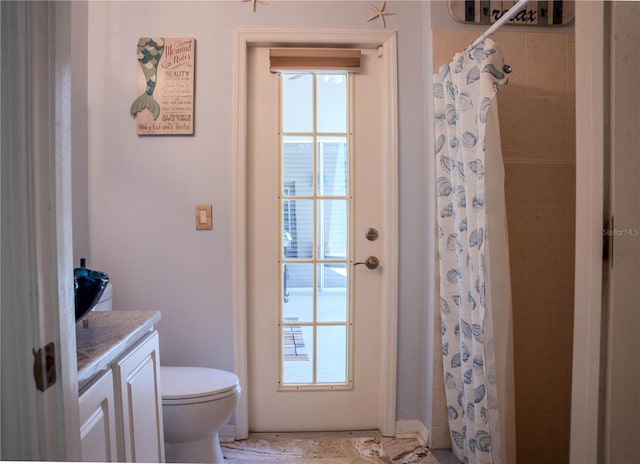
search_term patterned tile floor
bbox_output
[221,434,459,464]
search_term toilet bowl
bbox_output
[160,366,241,463]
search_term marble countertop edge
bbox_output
[76,310,161,387]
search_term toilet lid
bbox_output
[160,366,239,401]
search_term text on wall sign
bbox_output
[448,1,574,26]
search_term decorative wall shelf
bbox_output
[448,1,574,26]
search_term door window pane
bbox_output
[282,199,311,260]
[282,137,314,197]
[316,200,347,260]
[282,325,314,384]
[282,74,313,133]
[316,326,347,383]
[282,263,314,323]
[282,199,313,260]
[317,137,348,197]
[317,74,347,133]
[316,264,347,323]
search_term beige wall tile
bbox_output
[567,97,576,154]
[493,31,527,96]
[431,379,444,428]
[514,364,564,416]
[568,34,576,96]
[528,204,574,259]
[429,425,453,450]
[505,163,574,205]
[509,255,530,313]
[498,95,529,151]
[504,149,575,163]
[440,29,478,67]
[505,204,537,258]
[506,203,576,258]
[527,256,575,311]
[525,32,570,96]
[432,29,443,70]
[560,413,572,463]
[514,311,574,365]
[526,96,570,151]
[515,414,565,464]
[501,149,522,161]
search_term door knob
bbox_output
[354,256,380,270]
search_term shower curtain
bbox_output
[434,38,515,464]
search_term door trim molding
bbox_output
[570,4,606,463]
[1,1,80,459]
[232,28,398,438]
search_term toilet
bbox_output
[160,366,241,463]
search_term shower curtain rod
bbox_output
[465,0,531,52]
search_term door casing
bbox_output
[1,1,81,460]
[570,3,606,463]
[231,28,398,439]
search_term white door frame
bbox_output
[570,2,606,463]
[232,28,398,439]
[1,1,80,460]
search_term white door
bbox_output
[247,46,385,432]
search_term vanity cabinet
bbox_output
[79,370,118,462]
[78,318,165,463]
[112,330,165,463]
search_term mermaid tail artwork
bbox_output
[130,38,165,120]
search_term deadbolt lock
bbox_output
[365,228,379,241]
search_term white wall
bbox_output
[71,1,89,266]
[84,0,430,423]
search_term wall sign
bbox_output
[130,37,195,135]
[448,1,574,26]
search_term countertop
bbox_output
[76,310,161,386]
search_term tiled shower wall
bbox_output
[431,30,576,463]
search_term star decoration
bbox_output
[367,0,395,28]
[242,0,268,12]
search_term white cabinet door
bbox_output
[79,370,118,462]
[113,330,165,463]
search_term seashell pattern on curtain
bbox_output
[433,38,508,464]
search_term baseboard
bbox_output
[395,419,430,447]
[224,420,430,445]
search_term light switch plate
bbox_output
[195,204,213,230]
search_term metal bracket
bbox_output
[33,342,56,392]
